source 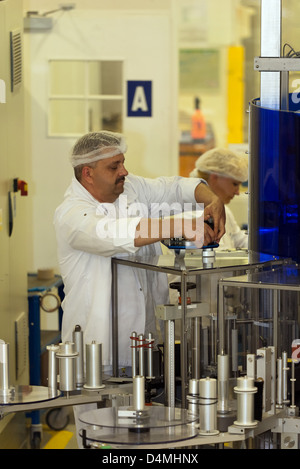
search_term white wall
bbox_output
[23,1,178,272]
[0,0,30,395]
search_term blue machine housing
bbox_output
[250,95,300,263]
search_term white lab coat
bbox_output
[218,205,248,250]
[54,174,201,368]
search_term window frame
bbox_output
[48,58,124,137]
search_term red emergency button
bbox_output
[17,179,28,196]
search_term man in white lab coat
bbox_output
[54,130,225,369]
[53,131,225,445]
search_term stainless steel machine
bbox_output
[0,247,299,449]
[0,248,286,449]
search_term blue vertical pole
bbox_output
[28,294,41,425]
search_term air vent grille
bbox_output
[10,29,22,92]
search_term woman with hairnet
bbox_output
[190,147,248,250]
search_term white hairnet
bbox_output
[189,148,248,182]
[71,131,127,168]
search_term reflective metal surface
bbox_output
[0,385,60,406]
[80,405,197,429]
[79,406,198,446]
[79,425,198,446]
[116,249,256,273]
[260,0,282,109]
[219,262,300,289]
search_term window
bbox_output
[48,60,123,136]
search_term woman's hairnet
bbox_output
[70,131,127,168]
[189,148,248,182]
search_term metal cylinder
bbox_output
[47,344,59,391]
[234,376,257,427]
[202,247,215,268]
[202,327,209,368]
[146,332,154,379]
[138,334,144,376]
[133,375,145,411]
[217,354,229,413]
[164,320,175,407]
[187,378,199,417]
[192,318,201,379]
[0,340,10,394]
[131,331,137,378]
[72,325,84,388]
[199,377,218,435]
[85,341,104,389]
[282,351,289,403]
[276,357,283,407]
[291,359,296,409]
[231,329,238,373]
[57,342,78,393]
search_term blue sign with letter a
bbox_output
[127,81,152,117]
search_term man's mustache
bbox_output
[116,176,125,184]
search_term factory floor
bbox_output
[34,408,78,450]
[0,408,78,450]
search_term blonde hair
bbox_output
[191,169,209,182]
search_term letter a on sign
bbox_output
[127,81,152,117]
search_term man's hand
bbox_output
[194,183,226,243]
